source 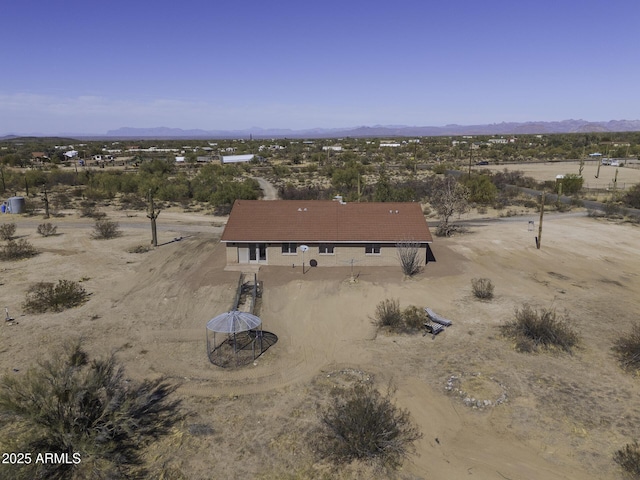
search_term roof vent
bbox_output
[297,208,302,211]
[395,210,399,214]
[303,207,308,211]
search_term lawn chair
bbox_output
[425,308,453,327]
[423,321,444,337]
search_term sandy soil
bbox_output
[477,160,640,191]
[1,208,639,479]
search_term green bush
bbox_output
[0,342,182,479]
[501,305,578,353]
[23,280,89,313]
[316,383,422,471]
[471,278,494,300]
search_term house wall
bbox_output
[225,243,428,267]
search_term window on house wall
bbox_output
[319,244,334,254]
[365,244,381,255]
[281,242,297,254]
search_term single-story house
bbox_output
[221,200,433,267]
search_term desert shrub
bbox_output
[402,305,428,330]
[614,441,640,477]
[316,383,422,472]
[0,222,16,240]
[396,240,423,276]
[128,244,151,254]
[23,280,88,313]
[119,193,147,210]
[79,200,106,218]
[373,299,403,330]
[603,201,622,218]
[0,239,39,261]
[471,278,494,300]
[612,324,640,373]
[91,217,121,239]
[0,341,182,479]
[37,222,57,237]
[501,305,578,353]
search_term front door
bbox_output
[248,243,267,264]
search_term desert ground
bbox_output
[1,206,639,479]
[478,160,640,192]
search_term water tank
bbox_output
[7,196,26,214]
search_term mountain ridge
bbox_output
[104,119,640,139]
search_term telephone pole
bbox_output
[536,191,545,250]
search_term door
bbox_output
[238,246,249,263]
[248,243,267,264]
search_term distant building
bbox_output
[220,154,262,164]
[322,145,343,152]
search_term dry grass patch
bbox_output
[501,305,579,353]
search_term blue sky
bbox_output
[2,0,639,135]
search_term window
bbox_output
[281,243,297,254]
[365,244,381,255]
[319,244,334,255]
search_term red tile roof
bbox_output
[221,200,432,243]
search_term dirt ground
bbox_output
[477,160,640,191]
[1,207,639,479]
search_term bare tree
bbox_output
[396,240,423,276]
[430,175,469,236]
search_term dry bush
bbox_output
[373,299,402,330]
[79,200,106,219]
[0,239,39,261]
[402,305,428,331]
[471,277,494,300]
[612,324,640,373]
[23,280,89,313]
[396,240,423,276]
[501,305,578,353]
[0,341,182,480]
[36,222,57,237]
[614,441,640,477]
[0,222,16,240]
[316,383,422,472]
[91,217,121,239]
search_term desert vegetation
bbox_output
[0,222,16,240]
[501,305,579,353]
[0,342,182,479]
[0,239,39,261]
[373,299,429,333]
[612,324,640,373]
[316,382,422,472]
[23,280,89,313]
[91,217,121,239]
[36,222,57,237]
[471,277,495,300]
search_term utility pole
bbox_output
[468,145,473,178]
[536,191,545,250]
[147,189,160,247]
[43,186,50,219]
[0,167,5,193]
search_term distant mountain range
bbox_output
[4,119,640,141]
[103,120,640,139]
